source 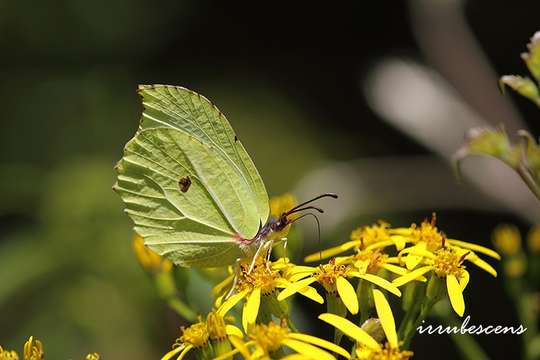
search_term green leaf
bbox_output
[518,130,540,185]
[499,75,540,106]
[455,127,520,168]
[522,31,540,82]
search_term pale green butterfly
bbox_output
[113,85,337,269]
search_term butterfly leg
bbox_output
[264,240,275,271]
[247,240,268,274]
[225,258,242,300]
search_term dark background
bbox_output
[1,1,539,359]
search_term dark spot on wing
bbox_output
[178,176,192,193]
[234,136,238,142]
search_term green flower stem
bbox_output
[326,292,346,344]
[500,259,538,360]
[507,278,538,360]
[402,300,434,349]
[517,163,540,201]
[286,316,299,333]
[398,282,424,342]
[357,278,373,325]
[155,271,197,321]
[167,297,197,321]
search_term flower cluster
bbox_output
[0,337,99,360]
[157,195,500,360]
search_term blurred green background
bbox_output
[2,1,540,359]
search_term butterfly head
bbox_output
[269,193,338,232]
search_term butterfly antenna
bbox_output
[288,212,322,257]
[286,205,324,215]
[284,193,338,216]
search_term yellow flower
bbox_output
[527,226,540,254]
[335,248,409,279]
[320,289,413,360]
[0,345,19,360]
[215,321,350,360]
[492,224,521,256]
[133,234,173,273]
[278,259,401,315]
[216,257,322,331]
[270,193,298,240]
[392,245,497,317]
[504,257,527,278]
[85,354,100,360]
[162,310,243,360]
[23,337,43,360]
[304,221,405,262]
[162,319,210,360]
[395,215,500,270]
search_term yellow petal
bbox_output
[391,266,432,287]
[281,355,312,360]
[459,270,470,291]
[243,288,261,331]
[447,274,465,317]
[468,255,498,277]
[365,240,394,251]
[161,345,184,360]
[288,333,351,359]
[287,266,317,275]
[298,286,324,304]
[213,275,234,296]
[228,336,253,360]
[336,276,359,314]
[389,227,412,235]
[215,294,225,308]
[277,277,318,301]
[334,256,352,265]
[354,260,370,274]
[281,339,335,360]
[304,241,359,262]
[289,272,314,283]
[276,278,323,304]
[275,278,291,288]
[177,345,193,360]
[447,239,501,260]
[381,263,408,276]
[225,325,244,338]
[372,289,398,349]
[355,346,372,359]
[218,289,249,316]
[391,235,408,251]
[354,273,401,297]
[318,313,381,351]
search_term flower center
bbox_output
[238,259,279,295]
[410,215,444,252]
[23,337,43,360]
[354,249,388,273]
[315,260,350,293]
[206,311,227,341]
[179,321,209,348]
[432,248,465,278]
[249,322,289,353]
[351,221,390,249]
[0,347,19,360]
[369,343,414,360]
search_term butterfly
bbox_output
[113,85,337,269]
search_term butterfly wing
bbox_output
[114,86,270,267]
